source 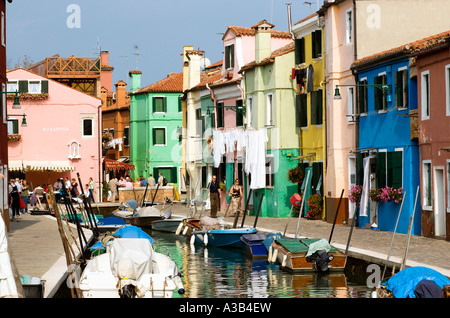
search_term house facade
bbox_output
[291,13,327,219]
[352,47,420,235]
[414,31,450,240]
[7,68,102,199]
[319,0,357,224]
[129,70,183,192]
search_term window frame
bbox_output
[358,77,368,115]
[395,67,409,109]
[347,87,355,123]
[345,9,353,45]
[265,154,275,188]
[153,127,167,146]
[225,44,235,70]
[265,92,274,127]
[246,96,254,128]
[374,72,388,112]
[422,160,432,210]
[421,70,430,120]
[7,119,19,135]
[152,96,167,113]
[445,64,450,116]
[81,117,94,138]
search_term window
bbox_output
[153,96,166,113]
[178,95,183,113]
[123,126,129,146]
[225,44,235,69]
[153,167,177,184]
[196,107,202,137]
[236,99,243,127]
[82,118,93,137]
[421,71,430,120]
[445,65,450,116]
[311,90,323,125]
[348,87,355,122]
[153,127,166,145]
[295,37,305,64]
[296,94,308,128]
[374,74,387,111]
[266,93,273,126]
[265,155,274,187]
[246,97,253,128]
[7,81,17,92]
[358,79,368,114]
[1,11,4,47]
[422,161,432,209]
[376,150,402,189]
[345,10,353,44]
[311,29,322,59]
[28,81,41,93]
[216,102,224,128]
[7,119,18,135]
[395,68,408,108]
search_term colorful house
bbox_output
[351,45,420,235]
[7,68,103,199]
[318,0,357,224]
[291,13,327,219]
[413,30,450,240]
[129,70,183,192]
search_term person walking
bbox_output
[147,174,155,187]
[224,179,243,217]
[108,177,119,203]
[207,175,221,218]
[9,186,20,222]
[88,177,95,203]
[20,180,30,214]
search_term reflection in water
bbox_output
[146,230,373,298]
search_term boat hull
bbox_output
[151,218,183,233]
[241,234,269,259]
[271,238,347,272]
[193,228,258,248]
[129,216,165,227]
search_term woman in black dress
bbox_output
[9,186,20,222]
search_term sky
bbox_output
[5,0,320,87]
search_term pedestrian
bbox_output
[224,179,243,217]
[125,177,133,188]
[71,178,79,198]
[207,175,221,218]
[53,178,62,203]
[158,173,164,186]
[108,177,119,203]
[118,176,126,188]
[15,178,22,194]
[140,176,148,187]
[88,177,95,203]
[147,174,155,187]
[9,186,20,222]
[20,180,30,214]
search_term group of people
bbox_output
[8,178,31,222]
[207,175,243,219]
[53,176,96,203]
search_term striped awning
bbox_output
[8,161,76,172]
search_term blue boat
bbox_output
[376,266,450,298]
[96,216,127,232]
[240,232,282,259]
[192,228,258,248]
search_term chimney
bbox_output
[252,20,274,63]
[182,46,194,91]
[100,50,113,92]
[186,50,203,89]
[115,80,127,107]
[129,70,142,93]
[101,50,110,65]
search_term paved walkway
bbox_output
[6,202,450,298]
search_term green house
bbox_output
[129,70,183,191]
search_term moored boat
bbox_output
[270,238,347,272]
[80,238,184,298]
[192,227,258,248]
[240,232,282,260]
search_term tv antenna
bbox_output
[304,1,312,14]
[93,37,101,56]
[134,45,141,69]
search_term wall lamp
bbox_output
[8,114,27,127]
[334,84,391,100]
[1,91,21,109]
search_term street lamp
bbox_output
[0,91,21,109]
[7,114,27,127]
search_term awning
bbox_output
[104,158,135,171]
[8,160,76,172]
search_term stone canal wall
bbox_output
[118,186,176,204]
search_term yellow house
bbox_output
[291,13,326,219]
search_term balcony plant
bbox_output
[287,165,304,184]
[349,185,363,207]
[7,134,21,141]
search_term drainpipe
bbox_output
[206,83,217,129]
[287,3,296,41]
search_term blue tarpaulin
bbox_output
[383,266,450,298]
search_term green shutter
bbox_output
[374,76,382,111]
[230,44,235,68]
[163,97,167,112]
[395,71,403,108]
[295,38,305,64]
[311,31,317,59]
[358,80,367,113]
[41,80,49,94]
[152,128,156,145]
[387,151,402,189]
[236,100,243,126]
[356,153,364,186]
[18,80,28,93]
[376,152,387,188]
[403,72,409,108]
[171,167,178,183]
[311,90,323,125]
[315,30,322,58]
[296,94,308,128]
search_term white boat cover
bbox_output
[0,216,18,298]
[136,206,161,217]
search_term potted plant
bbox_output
[307,194,323,220]
[102,181,109,202]
[287,165,304,184]
[349,185,363,207]
[7,134,22,142]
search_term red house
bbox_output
[414,30,450,240]
[0,0,12,230]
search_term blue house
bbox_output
[350,49,420,235]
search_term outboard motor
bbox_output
[307,250,334,272]
[116,258,139,298]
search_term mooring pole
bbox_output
[329,189,344,243]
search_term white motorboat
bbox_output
[79,238,185,298]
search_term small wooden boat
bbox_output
[240,232,282,260]
[127,206,165,227]
[192,227,258,248]
[271,238,347,272]
[80,238,185,298]
[148,209,183,233]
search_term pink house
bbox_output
[6,68,102,199]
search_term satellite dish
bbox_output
[200,57,211,69]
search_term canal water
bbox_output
[146,230,375,299]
